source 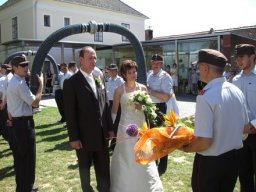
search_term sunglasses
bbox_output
[18,63,29,68]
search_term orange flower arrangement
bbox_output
[133,110,195,165]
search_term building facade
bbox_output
[110,26,256,94]
[0,0,255,94]
[0,0,148,69]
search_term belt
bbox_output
[12,116,33,120]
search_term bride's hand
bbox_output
[134,102,142,111]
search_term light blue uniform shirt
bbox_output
[232,67,256,121]
[7,74,35,117]
[0,73,13,99]
[195,77,248,156]
[106,75,124,101]
[60,71,72,89]
[147,69,173,103]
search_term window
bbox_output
[64,17,70,27]
[44,15,51,27]
[121,23,130,42]
[12,17,18,39]
[94,32,103,42]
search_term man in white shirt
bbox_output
[55,63,72,122]
[181,49,252,192]
[106,63,124,150]
[68,61,79,74]
[232,44,256,192]
[147,54,173,176]
[0,64,12,144]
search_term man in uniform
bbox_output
[181,49,251,192]
[7,54,43,192]
[0,64,12,143]
[147,54,173,176]
[106,63,124,150]
[55,63,72,122]
[232,44,256,192]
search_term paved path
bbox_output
[40,94,196,118]
[176,95,196,118]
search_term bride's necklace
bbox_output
[125,82,137,92]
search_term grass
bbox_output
[0,107,240,192]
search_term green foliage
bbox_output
[177,115,195,129]
[0,108,240,191]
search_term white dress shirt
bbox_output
[80,69,97,99]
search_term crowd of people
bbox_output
[0,43,256,192]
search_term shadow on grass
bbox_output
[39,133,68,143]
[0,165,15,181]
[44,140,72,152]
[36,126,67,137]
[36,122,62,130]
[0,138,12,158]
[0,149,12,158]
[68,163,79,170]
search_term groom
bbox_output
[63,46,114,192]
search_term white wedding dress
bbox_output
[110,85,164,192]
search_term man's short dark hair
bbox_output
[68,61,76,68]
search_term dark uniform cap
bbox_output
[60,63,67,67]
[1,64,12,70]
[108,63,118,70]
[197,49,227,68]
[235,44,255,56]
[151,54,163,61]
[11,54,29,67]
[69,61,76,64]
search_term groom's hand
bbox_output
[108,131,115,140]
[70,140,83,150]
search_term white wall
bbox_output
[0,0,34,42]
[0,0,147,65]
[35,0,146,44]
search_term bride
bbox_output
[110,60,163,192]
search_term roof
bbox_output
[58,0,148,18]
[0,0,149,18]
[0,0,21,10]
[154,25,256,41]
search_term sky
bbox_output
[1,0,256,37]
[121,0,256,37]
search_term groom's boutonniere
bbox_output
[95,76,104,89]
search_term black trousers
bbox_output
[192,150,238,192]
[154,103,168,175]
[55,89,65,121]
[76,148,110,192]
[0,105,10,142]
[238,134,256,192]
[12,116,36,192]
[109,100,121,150]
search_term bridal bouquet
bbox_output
[126,110,195,165]
[128,90,158,125]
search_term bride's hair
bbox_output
[120,59,138,81]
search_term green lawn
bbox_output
[0,107,240,192]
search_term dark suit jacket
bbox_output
[63,71,113,150]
